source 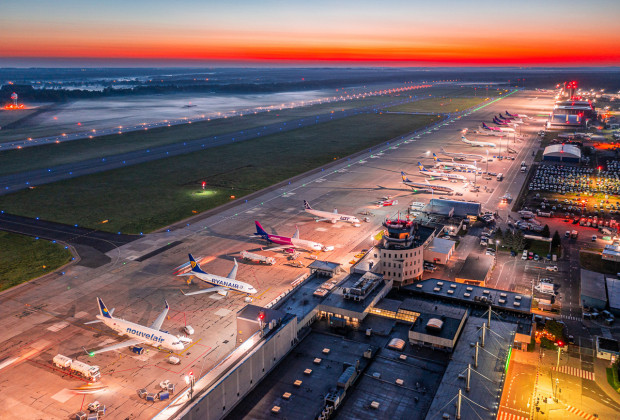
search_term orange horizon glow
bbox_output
[1,1,620,67]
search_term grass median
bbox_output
[0,113,440,234]
[0,231,73,291]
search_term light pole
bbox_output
[486,150,489,174]
[496,240,500,253]
[185,370,195,399]
[556,345,562,368]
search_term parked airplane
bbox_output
[506,110,529,119]
[461,136,496,148]
[254,221,327,252]
[417,162,468,181]
[178,254,257,296]
[493,117,510,126]
[476,126,505,136]
[433,153,478,171]
[499,113,522,124]
[401,172,455,193]
[84,298,191,355]
[482,122,514,133]
[439,147,484,162]
[303,200,360,225]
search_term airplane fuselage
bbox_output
[264,234,323,251]
[96,315,184,351]
[461,137,496,148]
[192,272,257,294]
[305,209,360,224]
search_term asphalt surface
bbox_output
[0,88,438,196]
[0,89,555,420]
[0,213,140,267]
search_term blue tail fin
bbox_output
[97,297,113,319]
[401,171,411,182]
[254,221,269,239]
[188,254,206,274]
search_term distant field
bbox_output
[0,113,439,234]
[0,231,72,291]
[0,109,37,128]
[0,89,430,176]
[386,97,489,113]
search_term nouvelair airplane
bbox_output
[439,147,484,162]
[401,172,454,193]
[178,254,257,296]
[303,200,360,225]
[84,298,191,355]
[254,221,326,252]
[417,162,468,181]
[433,153,478,171]
[461,136,496,148]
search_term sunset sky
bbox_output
[1,0,619,66]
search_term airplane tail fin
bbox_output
[227,259,239,280]
[188,253,206,274]
[432,153,439,161]
[417,162,426,171]
[303,200,312,210]
[293,226,300,239]
[401,171,411,182]
[254,221,269,239]
[97,297,113,319]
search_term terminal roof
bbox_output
[402,278,532,314]
[606,277,620,312]
[580,269,607,302]
[456,254,494,282]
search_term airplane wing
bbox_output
[313,217,332,222]
[180,286,229,296]
[227,259,238,280]
[149,301,170,331]
[87,338,145,355]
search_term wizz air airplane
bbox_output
[178,254,257,296]
[506,111,529,119]
[254,221,326,252]
[401,172,454,193]
[433,153,478,171]
[493,116,509,126]
[482,122,514,133]
[461,136,496,148]
[417,162,468,181]
[303,200,360,225]
[440,147,484,162]
[499,113,522,124]
[476,126,505,136]
[84,298,191,355]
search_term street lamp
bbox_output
[496,240,500,252]
[185,370,195,399]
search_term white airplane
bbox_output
[506,111,530,119]
[439,147,484,162]
[433,153,478,171]
[178,254,257,296]
[461,136,496,148]
[303,200,360,225]
[254,221,330,252]
[401,172,454,193]
[84,298,191,355]
[417,162,468,181]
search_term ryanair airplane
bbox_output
[178,254,257,297]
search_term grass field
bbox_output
[0,89,435,176]
[385,97,489,114]
[0,231,73,291]
[0,113,439,233]
[0,109,37,128]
